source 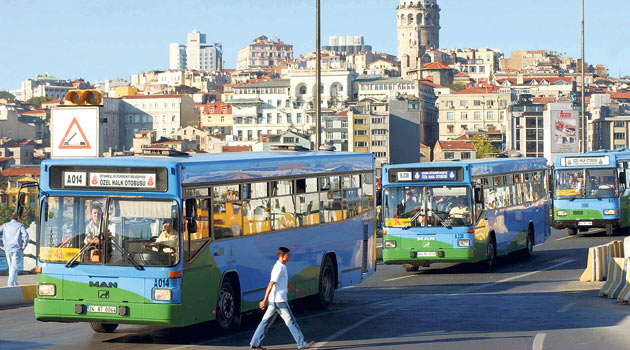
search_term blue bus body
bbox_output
[381,158,550,269]
[35,152,376,329]
[552,150,630,235]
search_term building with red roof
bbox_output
[433,140,476,161]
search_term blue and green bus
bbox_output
[381,158,550,271]
[31,151,376,332]
[552,150,630,236]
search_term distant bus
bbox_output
[31,152,376,333]
[381,158,551,271]
[552,151,630,236]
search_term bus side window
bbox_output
[361,172,374,212]
[295,178,319,226]
[212,185,243,240]
[185,198,210,261]
[320,176,341,223]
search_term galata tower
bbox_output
[396,0,441,77]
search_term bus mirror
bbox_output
[474,188,484,204]
[620,172,626,185]
[43,200,49,222]
[187,218,197,234]
[185,198,197,218]
[14,192,26,218]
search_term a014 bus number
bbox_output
[64,172,86,187]
[154,278,170,288]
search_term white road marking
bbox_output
[556,236,574,241]
[556,302,575,313]
[533,333,546,350]
[314,259,574,348]
[384,275,415,282]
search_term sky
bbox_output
[1,0,628,91]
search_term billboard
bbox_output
[51,106,99,158]
[550,107,579,154]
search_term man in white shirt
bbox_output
[250,247,314,350]
[84,204,102,244]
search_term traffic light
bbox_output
[65,89,102,106]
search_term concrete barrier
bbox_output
[600,258,629,299]
[625,236,630,259]
[580,240,624,282]
[0,285,36,307]
[617,260,630,303]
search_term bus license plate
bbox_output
[88,305,117,314]
[417,252,437,257]
[578,221,592,226]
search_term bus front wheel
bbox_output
[520,227,534,260]
[217,277,240,330]
[404,264,419,272]
[89,322,118,333]
[315,256,336,309]
[567,228,577,236]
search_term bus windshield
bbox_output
[383,186,472,228]
[555,169,617,199]
[40,196,180,267]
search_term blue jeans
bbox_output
[250,301,307,349]
[6,250,22,287]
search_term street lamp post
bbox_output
[581,0,586,152]
[315,0,322,150]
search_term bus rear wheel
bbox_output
[89,322,118,333]
[315,256,336,309]
[486,235,497,269]
[520,227,534,260]
[217,277,240,330]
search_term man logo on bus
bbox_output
[89,281,118,288]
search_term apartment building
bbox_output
[120,94,198,144]
[592,116,630,150]
[237,36,294,70]
[169,30,222,71]
[438,87,511,141]
[196,101,233,135]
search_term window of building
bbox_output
[614,132,626,140]
[296,113,302,123]
[474,111,481,120]
[461,112,468,120]
[474,100,481,106]
[487,111,494,120]
[277,115,282,124]
[461,152,471,159]
[447,112,454,120]
[444,152,455,159]
[460,100,468,107]
[446,100,453,108]
[341,120,348,128]
[447,125,455,133]
[354,130,367,136]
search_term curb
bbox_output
[0,285,36,307]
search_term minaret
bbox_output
[396,0,441,77]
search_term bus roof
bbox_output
[42,152,374,185]
[553,149,630,168]
[383,158,547,184]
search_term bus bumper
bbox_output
[552,219,621,231]
[34,298,193,327]
[382,247,474,265]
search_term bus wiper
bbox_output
[108,235,144,270]
[66,240,96,267]
[429,210,452,229]
[402,209,424,230]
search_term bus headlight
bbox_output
[604,209,616,215]
[385,240,397,248]
[457,239,471,247]
[557,210,568,216]
[38,284,56,296]
[153,289,172,301]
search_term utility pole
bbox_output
[315,0,321,150]
[581,0,586,152]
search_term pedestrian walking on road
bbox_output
[250,247,315,350]
[0,213,29,287]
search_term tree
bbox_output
[25,96,55,109]
[471,136,499,159]
[0,91,15,99]
[0,204,37,228]
[444,83,467,92]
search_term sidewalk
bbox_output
[0,273,37,308]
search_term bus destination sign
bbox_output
[392,168,462,182]
[563,156,610,167]
[63,171,156,189]
[413,170,457,181]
